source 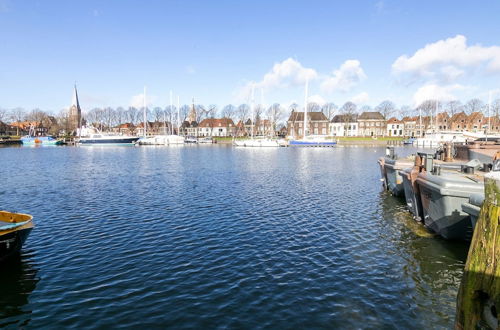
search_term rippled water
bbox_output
[0,145,468,329]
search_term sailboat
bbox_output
[289,80,336,147]
[233,87,285,147]
[136,89,185,145]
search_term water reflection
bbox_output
[0,251,39,328]
[378,190,468,328]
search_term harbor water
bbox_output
[0,145,468,329]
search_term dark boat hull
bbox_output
[79,137,140,144]
[0,227,32,263]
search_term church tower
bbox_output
[187,97,197,123]
[68,84,82,133]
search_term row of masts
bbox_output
[142,86,182,137]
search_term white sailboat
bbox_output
[136,89,185,145]
[289,80,336,147]
[233,86,285,147]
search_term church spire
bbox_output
[69,84,82,133]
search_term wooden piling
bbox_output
[456,172,500,329]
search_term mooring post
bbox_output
[456,171,500,329]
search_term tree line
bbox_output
[1,98,500,132]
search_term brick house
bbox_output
[465,112,485,132]
[449,112,468,131]
[287,111,329,137]
[358,112,386,137]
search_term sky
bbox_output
[1,0,500,113]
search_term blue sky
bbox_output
[1,0,500,113]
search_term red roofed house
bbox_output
[197,118,236,137]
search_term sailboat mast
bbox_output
[435,100,438,132]
[419,108,422,137]
[143,86,147,137]
[170,90,173,135]
[487,91,492,141]
[177,96,180,135]
[251,85,255,139]
[303,79,309,137]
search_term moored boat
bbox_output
[378,147,413,197]
[0,211,34,263]
[288,135,336,147]
[21,136,64,146]
[233,137,285,147]
[77,127,139,145]
[416,161,485,240]
[136,135,184,145]
[461,193,484,229]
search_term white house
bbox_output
[386,117,405,137]
[329,114,359,137]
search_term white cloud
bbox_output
[308,94,326,106]
[238,58,317,100]
[412,83,468,106]
[130,93,156,108]
[93,9,101,17]
[320,60,367,93]
[392,35,500,82]
[351,92,370,105]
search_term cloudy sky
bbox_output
[1,0,500,112]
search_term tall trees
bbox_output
[340,101,357,121]
[375,100,396,119]
[464,98,484,114]
[321,102,337,120]
[221,104,236,119]
[445,100,463,116]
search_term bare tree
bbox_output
[126,107,138,124]
[9,108,26,135]
[0,108,7,123]
[308,102,321,112]
[492,99,500,118]
[445,100,462,117]
[464,98,484,114]
[321,102,337,120]
[153,107,163,123]
[416,100,435,117]
[221,104,236,119]
[399,105,413,119]
[179,105,190,123]
[236,104,250,136]
[115,107,125,126]
[375,100,396,119]
[268,103,283,135]
[340,102,357,121]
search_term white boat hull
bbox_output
[233,138,285,147]
[137,135,185,145]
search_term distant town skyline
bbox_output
[1,0,500,112]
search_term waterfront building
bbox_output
[330,114,358,137]
[465,112,485,133]
[0,121,21,136]
[449,112,468,132]
[385,117,404,137]
[197,118,236,137]
[286,111,329,137]
[357,111,386,137]
[180,120,198,137]
[114,123,136,135]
